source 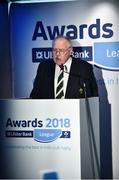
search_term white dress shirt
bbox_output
[54,57,72,98]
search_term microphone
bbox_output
[59,64,87,98]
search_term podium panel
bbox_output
[80,97,100,178]
[0,98,100,179]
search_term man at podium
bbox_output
[30,35,98,99]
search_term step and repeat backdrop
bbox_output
[0,0,119,179]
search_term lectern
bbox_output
[0,97,100,179]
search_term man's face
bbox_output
[52,38,72,65]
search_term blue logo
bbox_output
[94,41,119,70]
[34,129,62,143]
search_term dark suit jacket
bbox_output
[30,58,98,99]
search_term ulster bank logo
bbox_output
[32,46,92,63]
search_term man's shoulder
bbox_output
[39,60,54,68]
[72,58,92,68]
[40,60,54,65]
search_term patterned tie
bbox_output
[56,65,64,99]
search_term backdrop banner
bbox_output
[9,0,119,178]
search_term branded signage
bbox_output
[0,99,81,179]
[31,18,119,70]
[5,117,71,142]
[8,1,119,178]
[32,19,113,41]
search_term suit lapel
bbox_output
[65,59,77,98]
[49,61,55,98]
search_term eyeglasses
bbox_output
[52,47,70,54]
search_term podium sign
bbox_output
[0,98,100,179]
